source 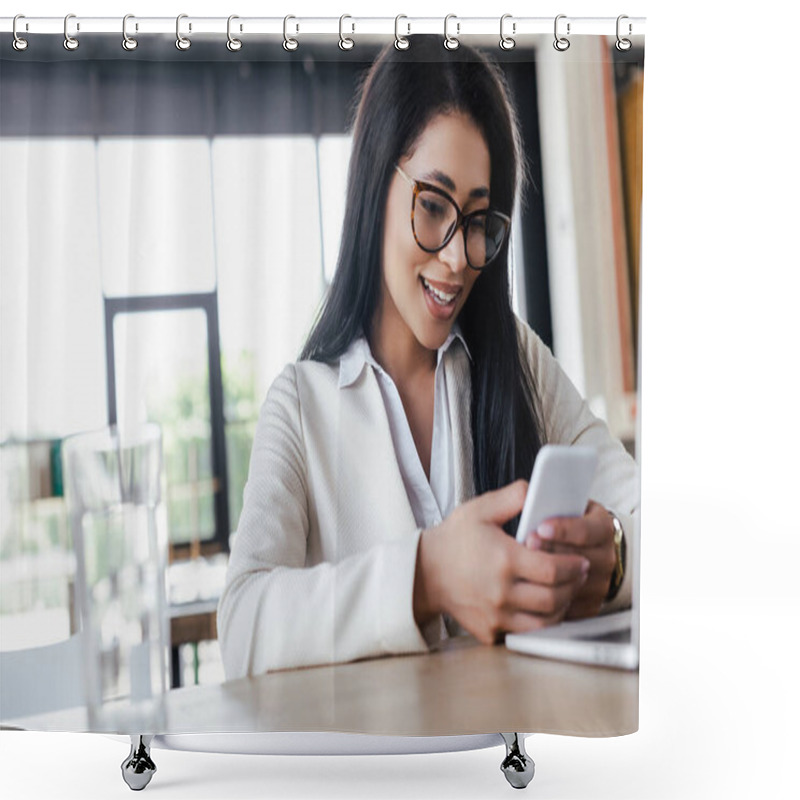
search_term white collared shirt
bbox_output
[338,323,473,531]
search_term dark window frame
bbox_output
[104,291,230,558]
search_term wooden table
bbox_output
[2,636,638,737]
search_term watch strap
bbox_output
[604,511,626,602]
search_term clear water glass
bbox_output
[62,424,169,733]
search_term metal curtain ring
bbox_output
[394,15,410,50]
[339,14,354,50]
[176,14,191,50]
[283,15,298,51]
[499,14,516,50]
[616,14,632,51]
[443,14,459,51]
[227,15,242,51]
[553,14,570,51]
[122,14,138,51]
[12,14,28,51]
[63,13,79,51]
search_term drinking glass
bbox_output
[62,423,169,733]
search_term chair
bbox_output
[0,632,86,719]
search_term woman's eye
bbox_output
[467,216,487,232]
[419,197,447,218]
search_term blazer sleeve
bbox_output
[216,363,431,679]
[518,319,640,613]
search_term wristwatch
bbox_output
[605,511,626,602]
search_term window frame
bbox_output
[104,291,230,559]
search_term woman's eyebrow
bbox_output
[421,169,490,200]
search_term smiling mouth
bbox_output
[420,276,461,305]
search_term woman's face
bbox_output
[378,112,491,353]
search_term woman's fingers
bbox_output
[506,573,586,617]
[502,608,569,635]
[564,599,600,620]
[534,501,613,549]
[519,503,618,621]
[512,547,590,587]
[474,478,529,526]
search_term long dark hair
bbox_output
[300,36,545,537]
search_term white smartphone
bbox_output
[515,445,598,544]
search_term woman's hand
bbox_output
[525,500,616,620]
[413,479,591,645]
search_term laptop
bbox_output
[505,608,639,670]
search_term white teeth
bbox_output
[422,277,457,304]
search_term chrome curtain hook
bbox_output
[444,14,459,51]
[553,14,570,51]
[12,14,28,51]
[227,15,242,51]
[283,15,298,51]
[122,14,138,51]
[499,14,516,50]
[394,14,410,50]
[339,14,354,50]
[175,13,191,50]
[615,14,632,51]
[63,13,79,51]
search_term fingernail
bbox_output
[537,522,555,540]
[526,536,542,551]
[581,558,591,575]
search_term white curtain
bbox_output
[0,134,357,442]
[0,129,350,653]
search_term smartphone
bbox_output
[515,445,598,544]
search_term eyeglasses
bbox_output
[395,165,511,271]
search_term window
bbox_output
[110,306,219,549]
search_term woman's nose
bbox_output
[438,228,468,273]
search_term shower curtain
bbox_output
[0,15,643,753]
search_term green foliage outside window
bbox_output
[143,350,259,545]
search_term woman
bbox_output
[218,37,639,679]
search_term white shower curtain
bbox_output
[1,19,642,743]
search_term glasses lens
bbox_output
[465,211,507,268]
[414,189,458,251]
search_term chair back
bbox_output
[0,631,86,721]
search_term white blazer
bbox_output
[217,317,639,679]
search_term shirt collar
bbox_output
[338,321,472,389]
